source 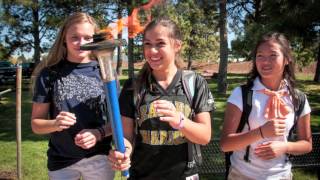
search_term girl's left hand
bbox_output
[254,141,288,160]
[153,100,181,129]
[74,129,99,149]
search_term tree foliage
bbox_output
[1,0,61,63]
[0,0,118,63]
[147,0,220,68]
[228,0,320,66]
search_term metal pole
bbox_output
[16,65,22,180]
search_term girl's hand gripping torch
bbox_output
[80,35,129,178]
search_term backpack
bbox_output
[134,70,203,167]
[224,84,306,179]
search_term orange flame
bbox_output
[100,0,162,39]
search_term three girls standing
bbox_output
[31,11,312,180]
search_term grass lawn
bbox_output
[0,73,319,179]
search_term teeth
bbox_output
[151,57,160,61]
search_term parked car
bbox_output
[0,61,16,84]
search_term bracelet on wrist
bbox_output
[259,127,264,139]
[174,112,185,130]
[97,126,106,140]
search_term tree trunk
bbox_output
[116,8,123,76]
[218,0,228,94]
[32,1,41,64]
[313,44,320,82]
[127,5,134,79]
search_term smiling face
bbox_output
[143,25,181,72]
[65,21,95,63]
[255,40,288,83]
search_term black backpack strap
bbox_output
[225,84,253,179]
[132,78,146,135]
[240,85,253,162]
[181,70,203,168]
[181,70,196,118]
[286,89,306,162]
[288,89,306,139]
[238,85,253,132]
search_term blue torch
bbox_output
[80,34,129,178]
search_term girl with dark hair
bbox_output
[108,17,215,179]
[220,32,312,180]
[31,12,114,180]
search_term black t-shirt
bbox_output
[119,70,214,180]
[33,60,112,171]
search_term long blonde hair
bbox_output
[32,12,99,85]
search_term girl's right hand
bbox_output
[54,111,76,131]
[108,149,131,171]
[260,118,286,138]
[108,139,132,171]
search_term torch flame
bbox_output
[100,0,162,39]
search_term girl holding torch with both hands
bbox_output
[108,17,215,180]
[31,12,114,180]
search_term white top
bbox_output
[227,77,311,179]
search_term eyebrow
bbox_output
[256,49,279,53]
[144,37,166,42]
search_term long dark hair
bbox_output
[135,17,184,93]
[247,32,299,107]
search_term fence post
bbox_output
[16,65,22,179]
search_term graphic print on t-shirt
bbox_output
[53,74,105,111]
[137,95,192,145]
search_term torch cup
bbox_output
[80,36,129,178]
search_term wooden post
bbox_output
[16,65,22,180]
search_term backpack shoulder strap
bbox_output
[288,89,306,138]
[225,84,253,179]
[133,78,146,134]
[181,70,203,167]
[181,70,196,108]
[238,85,253,132]
[294,89,306,120]
[240,84,253,162]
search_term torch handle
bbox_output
[105,80,130,178]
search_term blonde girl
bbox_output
[31,12,114,180]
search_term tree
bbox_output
[315,46,320,82]
[0,0,64,63]
[0,43,10,60]
[153,1,219,69]
[218,0,228,94]
[0,0,116,64]
[263,0,320,82]
[175,1,218,69]
[227,0,320,82]
[227,0,265,60]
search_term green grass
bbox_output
[0,74,319,179]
